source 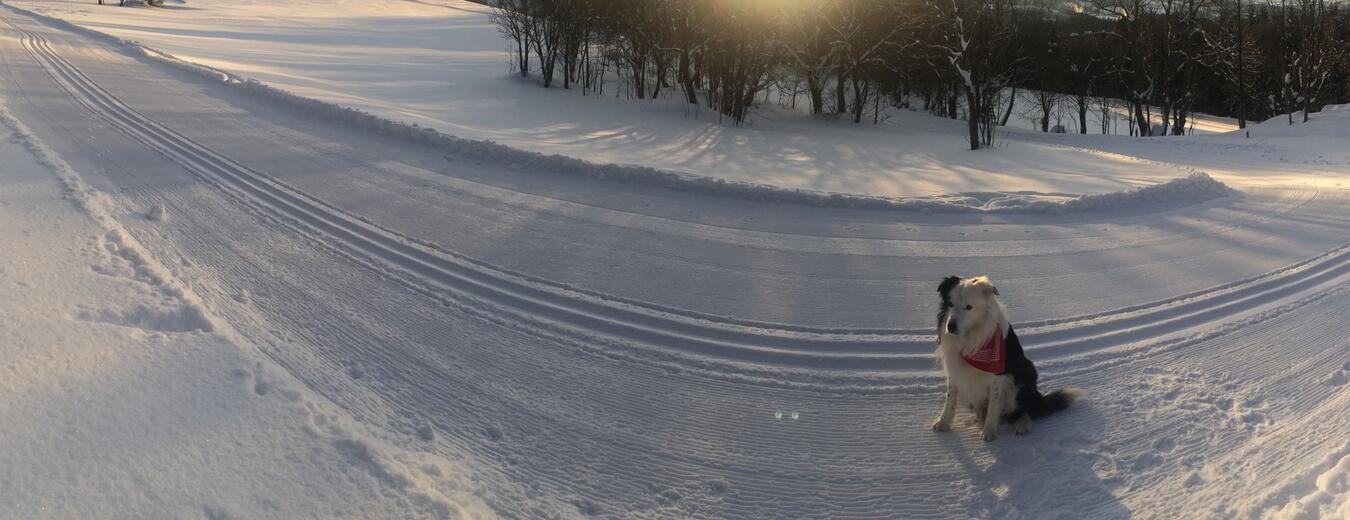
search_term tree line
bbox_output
[492,0,1349,149]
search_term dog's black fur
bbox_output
[937,276,1076,421]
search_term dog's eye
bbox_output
[965,305,973,310]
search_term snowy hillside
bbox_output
[1,0,1252,202]
[0,0,1348,519]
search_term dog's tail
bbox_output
[1027,388,1084,418]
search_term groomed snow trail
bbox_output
[2,8,1348,519]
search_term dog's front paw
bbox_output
[932,418,951,432]
[1013,417,1031,435]
[982,428,998,442]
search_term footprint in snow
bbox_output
[73,304,213,333]
[1238,410,1270,425]
[1326,362,1350,387]
[574,498,602,516]
[202,505,235,520]
[654,487,682,505]
[146,203,168,222]
[1132,452,1164,471]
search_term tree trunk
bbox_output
[806,76,824,115]
[651,55,667,99]
[1078,98,1088,134]
[678,48,698,104]
[519,36,530,78]
[1158,103,1170,136]
[1133,100,1150,136]
[562,47,572,90]
[540,49,555,88]
[835,67,848,114]
[966,86,981,151]
[1000,88,1016,126]
[874,88,882,125]
[632,52,647,100]
[851,74,868,123]
[1235,0,1247,128]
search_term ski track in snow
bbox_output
[0,5,1348,519]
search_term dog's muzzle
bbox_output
[946,321,959,334]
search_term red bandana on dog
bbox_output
[960,330,1006,374]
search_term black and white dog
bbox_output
[931,276,1080,441]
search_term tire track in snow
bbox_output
[9,15,1350,385]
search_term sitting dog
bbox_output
[931,276,1080,441]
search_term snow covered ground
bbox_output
[0,107,492,518]
[1,1,1349,519]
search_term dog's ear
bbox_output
[937,276,961,300]
[971,276,1000,296]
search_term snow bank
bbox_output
[993,171,1238,213]
[0,0,1239,214]
[1264,446,1350,520]
[1247,104,1350,138]
[0,95,220,334]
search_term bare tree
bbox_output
[669,0,709,105]
[779,0,838,115]
[1196,0,1262,128]
[830,0,911,123]
[1086,0,1156,135]
[1290,0,1341,122]
[930,0,1023,149]
[493,0,533,78]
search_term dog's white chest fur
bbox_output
[938,323,1017,412]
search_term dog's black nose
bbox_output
[946,321,958,334]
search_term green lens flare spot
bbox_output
[774,411,783,420]
[791,412,800,420]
